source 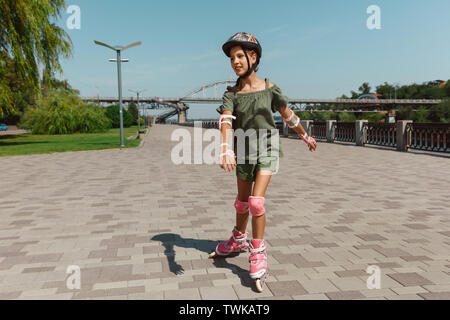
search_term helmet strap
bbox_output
[242,50,255,79]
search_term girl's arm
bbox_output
[278,106,317,152]
[219,110,237,171]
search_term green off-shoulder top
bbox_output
[216,78,289,162]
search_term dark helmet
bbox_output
[222,32,262,83]
[222,32,262,60]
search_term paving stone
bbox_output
[330,277,368,291]
[72,290,108,299]
[419,271,450,285]
[360,288,398,298]
[93,281,128,290]
[15,293,74,300]
[351,249,385,260]
[392,267,426,273]
[128,291,164,299]
[325,226,353,232]
[422,284,450,293]
[376,262,403,269]
[199,286,239,300]
[292,293,329,300]
[418,292,450,300]
[299,279,340,294]
[335,269,368,277]
[0,124,449,300]
[305,271,339,280]
[391,286,429,295]
[325,290,365,300]
[232,283,273,299]
[374,248,412,258]
[387,294,424,300]
[0,291,21,299]
[212,278,242,287]
[256,295,293,300]
[265,280,308,296]
[179,280,213,289]
[193,273,227,281]
[90,295,128,300]
[400,255,432,262]
[356,234,388,241]
[387,272,434,287]
[163,288,201,300]
[105,286,145,296]
[314,266,345,273]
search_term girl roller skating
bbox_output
[210,32,317,292]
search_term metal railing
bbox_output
[309,122,326,139]
[364,123,397,147]
[335,122,356,143]
[172,121,219,129]
[168,120,450,154]
[406,123,450,153]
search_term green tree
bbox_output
[376,82,395,99]
[337,112,356,122]
[444,80,450,98]
[358,82,371,95]
[396,106,414,121]
[20,88,111,134]
[105,105,133,128]
[421,87,446,99]
[363,113,386,123]
[0,51,35,122]
[127,101,139,125]
[413,106,431,123]
[429,101,450,123]
[298,111,313,120]
[0,0,73,118]
[350,90,359,99]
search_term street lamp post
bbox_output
[94,40,142,147]
[129,89,147,138]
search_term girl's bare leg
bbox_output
[251,170,272,239]
[236,177,253,233]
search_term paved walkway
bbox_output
[0,124,449,300]
[0,125,28,136]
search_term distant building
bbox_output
[432,80,447,88]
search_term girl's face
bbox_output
[229,46,257,76]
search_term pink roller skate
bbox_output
[249,239,268,292]
[209,226,249,258]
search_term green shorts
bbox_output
[236,156,279,182]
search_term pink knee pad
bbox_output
[234,195,249,214]
[248,196,265,217]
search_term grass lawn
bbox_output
[0,126,146,157]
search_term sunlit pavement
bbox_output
[0,124,449,300]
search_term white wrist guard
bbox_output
[219,114,236,130]
[283,110,300,128]
[299,132,316,146]
[219,142,235,158]
[219,149,235,158]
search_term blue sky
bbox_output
[57,0,450,119]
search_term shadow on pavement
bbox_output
[151,233,254,290]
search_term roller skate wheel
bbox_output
[255,272,268,292]
[255,279,264,292]
[208,251,217,258]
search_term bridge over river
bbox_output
[82,80,443,124]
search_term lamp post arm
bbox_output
[121,41,142,52]
[94,40,117,51]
